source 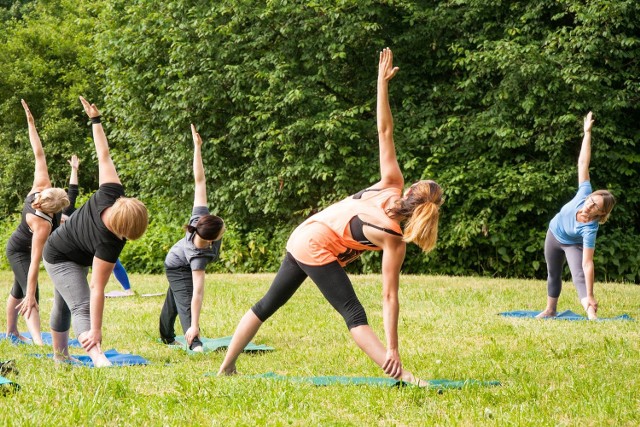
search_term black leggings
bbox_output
[6,243,39,302]
[252,252,368,329]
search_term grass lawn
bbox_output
[1,270,638,426]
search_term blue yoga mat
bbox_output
[0,375,19,391]
[0,332,82,347]
[171,336,274,353]
[252,372,501,389]
[499,310,634,321]
[35,349,148,367]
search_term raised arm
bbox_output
[68,154,79,186]
[578,112,594,184]
[191,124,207,207]
[62,155,80,218]
[374,48,403,189]
[79,96,121,186]
[22,100,52,192]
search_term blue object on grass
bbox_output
[172,336,274,353]
[498,310,633,321]
[252,372,501,389]
[0,332,81,347]
[0,375,19,392]
[34,349,148,367]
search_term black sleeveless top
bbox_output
[6,192,61,252]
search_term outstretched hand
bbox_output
[191,124,203,149]
[378,48,399,83]
[185,326,199,346]
[68,154,80,169]
[79,96,101,118]
[382,348,403,379]
[21,99,35,126]
[584,111,594,134]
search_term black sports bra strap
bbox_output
[360,220,403,237]
[352,188,382,199]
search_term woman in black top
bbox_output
[4,100,70,345]
[43,97,148,367]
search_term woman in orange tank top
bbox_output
[219,49,443,386]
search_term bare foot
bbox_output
[53,354,80,365]
[92,353,112,368]
[7,331,31,343]
[218,365,238,376]
[586,306,598,320]
[535,310,557,319]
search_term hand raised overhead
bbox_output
[584,111,594,134]
[79,96,101,118]
[21,99,35,126]
[378,48,399,83]
[191,124,203,149]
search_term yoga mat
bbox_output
[105,290,134,298]
[0,375,19,392]
[35,349,148,367]
[499,310,634,321]
[171,336,274,353]
[252,372,501,389]
[0,332,82,347]
[141,293,165,297]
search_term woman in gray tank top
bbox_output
[159,125,224,351]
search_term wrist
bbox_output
[90,116,102,124]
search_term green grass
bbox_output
[1,271,638,426]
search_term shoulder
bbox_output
[97,183,125,198]
[577,181,592,195]
[192,205,210,217]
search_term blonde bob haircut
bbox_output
[33,188,70,214]
[388,180,444,253]
[109,197,149,240]
[591,189,615,225]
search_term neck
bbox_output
[193,234,210,249]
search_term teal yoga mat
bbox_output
[0,375,19,392]
[499,310,634,321]
[171,336,274,353]
[0,332,82,347]
[252,372,501,389]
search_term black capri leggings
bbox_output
[252,252,368,329]
[6,243,40,302]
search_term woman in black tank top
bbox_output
[4,100,70,345]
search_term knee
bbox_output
[251,302,276,323]
[343,299,368,330]
[70,301,91,322]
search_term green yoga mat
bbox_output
[171,336,274,354]
[253,372,501,389]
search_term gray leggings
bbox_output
[43,260,91,336]
[544,230,587,300]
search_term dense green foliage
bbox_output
[1,0,638,280]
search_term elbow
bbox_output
[381,291,398,305]
[378,127,393,139]
[582,261,594,273]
